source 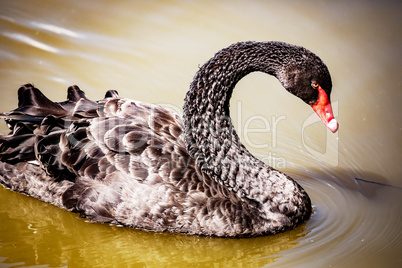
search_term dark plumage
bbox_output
[0,41,338,237]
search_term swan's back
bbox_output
[0,84,276,237]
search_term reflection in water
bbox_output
[0,0,401,267]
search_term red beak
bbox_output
[310,86,339,133]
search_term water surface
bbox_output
[0,0,401,267]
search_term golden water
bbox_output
[0,0,401,267]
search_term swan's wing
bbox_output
[1,85,232,232]
[90,97,185,174]
[0,84,101,176]
[56,98,202,226]
[42,97,186,180]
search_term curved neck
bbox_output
[183,42,284,199]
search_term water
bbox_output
[0,0,401,267]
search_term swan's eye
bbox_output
[312,82,319,89]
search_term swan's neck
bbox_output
[183,42,284,201]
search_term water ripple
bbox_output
[275,169,402,267]
[30,21,84,39]
[3,32,59,53]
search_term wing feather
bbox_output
[1,85,248,235]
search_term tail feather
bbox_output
[1,84,67,131]
[0,133,36,163]
[66,85,87,102]
[0,84,117,196]
[57,85,85,111]
[104,89,119,98]
[0,84,118,188]
[16,84,68,117]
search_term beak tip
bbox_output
[327,118,339,133]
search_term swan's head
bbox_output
[276,52,338,133]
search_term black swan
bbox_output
[0,41,338,237]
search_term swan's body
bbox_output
[0,41,337,237]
